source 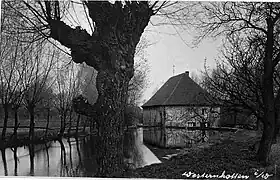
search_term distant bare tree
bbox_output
[54,59,82,137]
[201,35,264,128]
[36,85,55,137]
[190,2,280,163]
[0,2,37,140]
[22,44,56,141]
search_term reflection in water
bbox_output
[13,147,18,176]
[29,144,34,176]
[0,128,161,177]
[1,149,8,176]
[124,128,161,169]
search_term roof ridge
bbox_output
[162,73,184,105]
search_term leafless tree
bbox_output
[7,0,189,175]
[36,85,55,137]
[53,58,82,137]
[0,2,37,140]
[201,34,264,128]
[189,2,280,164]
[22,43,56,141]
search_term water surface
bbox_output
[0,128,161,177]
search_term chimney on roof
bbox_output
[185,71,189,76]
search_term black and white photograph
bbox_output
[0,1,279,179]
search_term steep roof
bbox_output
[142,71,215,108]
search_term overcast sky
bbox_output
[140,17,222,105]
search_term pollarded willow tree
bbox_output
[6,0,188,176]
[189,2,280,164]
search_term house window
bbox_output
[202,108,207,115]
[187,121,197,127]
[213,113,219,118]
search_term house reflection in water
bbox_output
[142,71,220,148]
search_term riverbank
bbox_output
[117,130,280,179]
[0,127,91,150]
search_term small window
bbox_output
[187,121,197,127]
[187,121,193,127]
[213,113,219,118]
[202,108,207,115]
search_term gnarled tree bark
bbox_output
[257,17,275,164]
[44,1,153,176]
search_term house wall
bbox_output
[165,106,220,127]
[143,105,220,147]
[165,106,218,147]
[166,128,205,147]
[143,106,163,126]
[142,107,165,147]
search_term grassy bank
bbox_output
[116,130,280,179]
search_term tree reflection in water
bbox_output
[123,128,145,169]
[28,144,35,176]
[44,143,50,176]
[75,137,82,167]
[1,149,8,176]
[0,128,160,177]
[13,147,18,176]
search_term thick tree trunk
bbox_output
[2,106,9,140]
[273,125,279,143]
[257,18,275,164]
[273,88,280,143]
[45,3,152,175]
[28,107,35,141]
[90,118,95,134]
[94,70,129,176]
[273,107,280,143]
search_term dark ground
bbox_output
[116,130,280,180]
